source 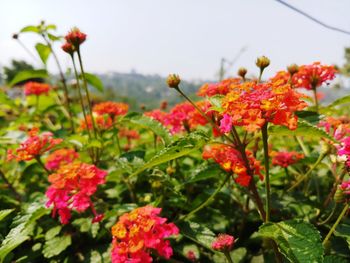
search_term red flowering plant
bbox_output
[3,21,350,263]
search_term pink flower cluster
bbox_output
[338,137,350,168]
[46,162,107,224]
[45,148,79,171]
[211,233,235,252]
[111,206,179,263]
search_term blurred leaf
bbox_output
[42,235,71,258]
[86,139,102,149]
[130,131,208,178]
[35,43,51,65]
[8,69,48,87]
[295,111,320,124]
[20,25,39,33]
[45,24,57,31]
[322,94,350,111]
[185,163,221,184]
[177,221,216,251]
[122,113,172,145]
[269,120,336,142]
[0,209,15,222]
[82,73,104,92]
[47,33,61,41]
[45,226,62,240]
[324,255,348,263]
[259,220,323,263]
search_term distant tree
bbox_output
[341,47,350,76]
[3,60,42,85]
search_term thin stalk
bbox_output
[288,152,327,191]
[179,173,230,221]
[174,87,235,144]
[71,55,91,139]
[35,156,50,174]
[15,38,41,63]
[262,123,271,222]
[0,169,21,201]
[322,203,349,246]
[224,252,234,263]
[312,87,319,113]
[77,48,98,139]
[258,69,263,83]
[323,169,347,209]
[295,136,309,156]
[42,34,75,132]
[113,124,122,155]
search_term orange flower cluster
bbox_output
[202,144,263,187]
[111,206,179,263]
[7,128,62,161]
[46,161,107,224]
[93,101,129,118]
[221,80,308,132]
[24,82,50,96]
[197,78,241,97]
[80,115,113,131]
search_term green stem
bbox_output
[35,156,50,174]
[312,87,319,113]
[322,203,349,246]
[113,124,122,155]
[0,169,21,201]
[179,173,230,221]
[224,251,234,263]
[295,136,309,156]
[71,55,91,140]
[77,48,98,139]
[42,34,75,132]
[288,152,327,191]
[261,123,271,222]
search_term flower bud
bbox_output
[166,166,176,175]
[211,234,235,252]
[61,42,75,55]
[166,74,181,88]
[238,67,247,79]
[287,64,299,76]
[12,33,19,39]
[334,187,345,203]
[256,56,270,71]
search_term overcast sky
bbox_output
[1,0,349,80]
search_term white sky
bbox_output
[1,0,349,80]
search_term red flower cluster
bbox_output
[45,148,79,171]
[162,102,211,134]
[211,234,235,252]
[24,82,50,96]
[7,128,62,161]
[46,162,107,224]
[198,78,241,97]
[111,206,179,263]
[145,109,167,125]
[202,144,263,187]
[221,79,307,132]
[293,62,336,90]
[93,101,129,118]
[271,151,304,168]
[62,27,86,54]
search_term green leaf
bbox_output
[129,131,208,178]
[82,73,104,92]
[8,69,48,87]
[184,163,222,184]
[20,25,39,33]
[0,198,49,261]
[122,112,172,145]
[295,111,320,124]
[177,221,216,251]
[323,255,348,263]
[259,220,323,263]
[269,120,336,142]
[45,226,62,240]
[42,235,72,258]
[47,33,61,41]
[0,209,15,222]
[322,94,350,111]
[86,139,102,149]
[35,43,51,65]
